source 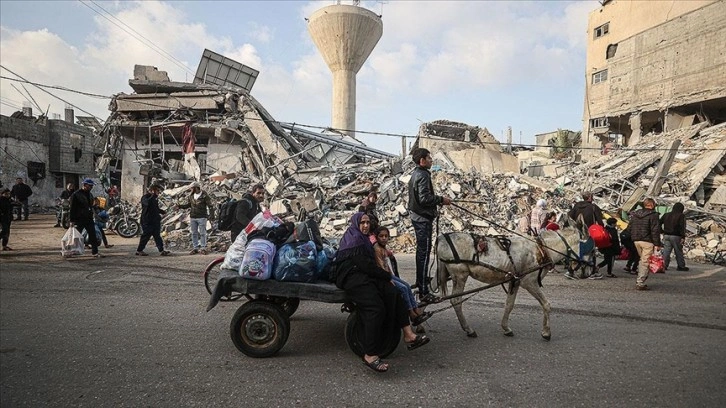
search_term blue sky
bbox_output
[0,0,597,154]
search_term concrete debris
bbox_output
[523,121,726,263]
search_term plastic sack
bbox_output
[61,227,85,257]
[272,241,317,282]
[617,246,630,261]
[588,224,612,249]
[315,244,336,281]
[649,253,665,274]
[243,210,282,236]
[221,232,248,271]
[240,239,276,280]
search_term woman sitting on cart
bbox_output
[332,212,430,373]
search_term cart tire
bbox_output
[255,295,300,317]
[230,301,290,358]
[204,257,243,301]
[344,309,401,358]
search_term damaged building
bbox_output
[582,0,726,155]
[0,106,98,207]
[414,120,519,174]
[96,50,395,203]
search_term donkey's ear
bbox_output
[565,216,577,228]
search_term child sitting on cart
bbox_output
[373,226,432,327]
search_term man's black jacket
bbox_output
[69,189,94,223]
[629,208,662,246]
[11,183,32,201]
[407,166,442,221]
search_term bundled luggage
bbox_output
[221,211,334,282]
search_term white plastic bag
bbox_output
[221,231,248,271]
[61,227,85,257]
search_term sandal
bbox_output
[418,293,440,306]
[160,250,171,256]
[362,357,389,373]
[411,311,434,326]
[405,334,430,351]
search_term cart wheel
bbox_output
[344,309,401,358]
[204,257,243,301]
[230,301,290,358]
[255,295,300,317]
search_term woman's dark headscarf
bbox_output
[671,202,684,214]
[335,212,374,261]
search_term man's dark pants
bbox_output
[137,223,164,252]
[412,219,433,296]
[15,199,29,220]
[74,220,99,255]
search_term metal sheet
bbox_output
[194,49,259,92]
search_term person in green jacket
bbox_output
[179,182,215,255]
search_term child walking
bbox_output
[597,217,621,277]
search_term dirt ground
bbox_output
[0,214,222,269]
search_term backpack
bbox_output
[588,224,612,249]
[217,199,238,231]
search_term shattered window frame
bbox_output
[594,22,609,39]
[590,117,609,128]
[592,69,608,84]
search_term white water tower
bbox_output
[307,3,383,136]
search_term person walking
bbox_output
[567,191,605,280]
[596,217,620,277]
[178,182,215,255]
[530,199,548,235]
[660,202,688,271]
[407,147,451,301]
[10,178,32,221]
[230,183,264,242]
[620,226,640,274]
[629,198,662,291]
[135,184,170,256]
[92,198,113,248]
[0,189,14,250]
[69,179,101,258]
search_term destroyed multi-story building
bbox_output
[97,50,396,203]
[581,0,726,154]
[0,107,100,206]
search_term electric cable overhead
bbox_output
[0,73,722,153]
[0,65,104,121]
[78,0,195,77]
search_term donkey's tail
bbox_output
[437,258,449,298]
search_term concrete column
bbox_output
[628,112,642,146]
[332,69,356,135]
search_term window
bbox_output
[606,43,618,59]
[592,69,608,84]
[594,22,609,39]
[590,117,609,128]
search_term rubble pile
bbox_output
[150,161,569,253]
[540,122,726,261]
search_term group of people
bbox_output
[530,191,688,291]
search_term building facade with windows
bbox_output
[582,0,726,154]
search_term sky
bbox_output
[0,0,598,155]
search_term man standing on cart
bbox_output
[407,148,451,302]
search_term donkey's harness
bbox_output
[439,232,553,294]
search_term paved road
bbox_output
[1,215,725,407]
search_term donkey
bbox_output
[435,222,590,340]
